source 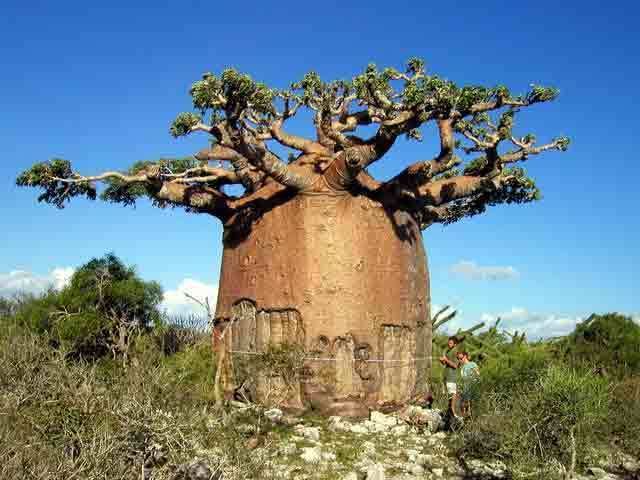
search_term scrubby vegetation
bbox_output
[431,313,640,479]
[1,254,638,479]
[0,255,274,479]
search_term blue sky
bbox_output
[1,0,638,336]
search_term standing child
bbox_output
[457,351,480,417]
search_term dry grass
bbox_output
[0,324,267,480]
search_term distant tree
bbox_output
[0,297,15,318]
[560,313,640,375]
[15,253,163,360]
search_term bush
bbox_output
[8,253,163,359]
[559,313,640,376]
[458,365,610,479]
[606,375,640,457]
[0,328,264,480]
[483,345,550,390]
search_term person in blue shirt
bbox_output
[456,350,480,417]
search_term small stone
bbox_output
[322,451,337,461]
[300,446,323,464]
[361,441,376,457]
[173,460,221,480]
[264,408,283,423]
[246,436,260,449]
[362,420,388,433]
[281,414,303,426]
[465,459,508,479]
[366,463,385,480]
[370,411,398,427]
[293,425,321,442]
[586,467,621,480]
[432,467,444,477]
[235,423,256,435]
[350,423,369,434]
[408,464,424,475]
[281,443,297,455]
[405,449,419,463]
[416,453,434,467]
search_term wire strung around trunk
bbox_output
[229,349,438,364]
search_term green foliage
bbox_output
[463,156,489,175]
[478,344,552,394]
[527,85,560,103]
[170,112,202,137]
[184,69,275,123]
[607,376,640,456]
[232,342,306,407]
[0,297,16,317]
[68,253,162,324]
[458,365,610,478]
[432,167,541,226]
[16,158,97,208]
[11,253,163,358]
[448,315,640,477]
[535,365,610,429]
[99,157,199,208]
[18,58,568,229]
[220,68,275,114]
[406,56,425,75]
[555,136,571,151]
[558,313,640,375]
[190,71,224,110]
[100,177,149,206]
[497,110,515,139]
[352,63,396,109]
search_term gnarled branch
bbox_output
[17,159,235,218]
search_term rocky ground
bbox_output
[170,406,639,480]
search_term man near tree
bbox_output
[440,335,460,418]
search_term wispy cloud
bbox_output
[161,278,218,318]
[480,307,583,338]
[450,260,520,281]
[0,268,74,297]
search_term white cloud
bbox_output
[450,260,520,281]
[480,307,583,339]
[0,267,75,297]
[161,278,218,318]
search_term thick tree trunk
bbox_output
[213,190,431,417]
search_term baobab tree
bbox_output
[17,59,569,416]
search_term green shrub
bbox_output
[606,375,640,457]
[559,313,640,376]
[474,344,551,402]
[459,365,610,479]
[9,253,163,359]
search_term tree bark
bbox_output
[214,189,431,416]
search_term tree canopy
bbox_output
[17,58,569,229]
